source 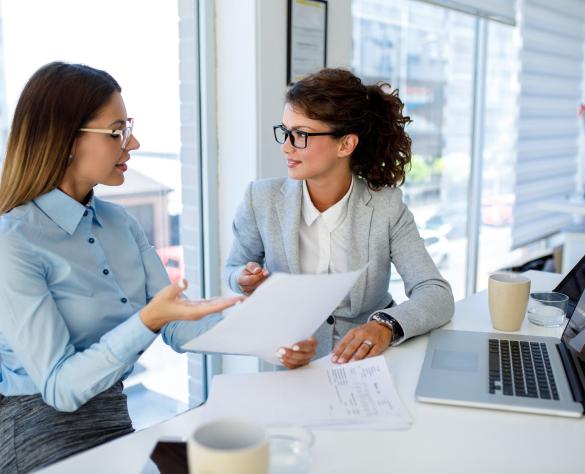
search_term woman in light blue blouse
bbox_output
[0,62,242,473]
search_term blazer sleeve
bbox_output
[224,182,266,293]
[382,191,454,342]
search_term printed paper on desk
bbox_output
[201,356,412,430]
[182,269,363,364]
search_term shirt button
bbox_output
[121,297,128,304]
[327,315,335,325]
[88,238,95,244]
[83,210,88,217]
[103,269,109,275]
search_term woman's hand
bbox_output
[237,262,269,295]
[276,337,318,369]
[140,279,245,332]
[331,321,392,364]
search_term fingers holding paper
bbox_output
[331,321,392,364]
[276,336,318,369]
[237,262,269,295]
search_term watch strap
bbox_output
[370,312,404,345]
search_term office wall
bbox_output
[257,0,353,179]
[216,0,352,293]
[215,0,352,373]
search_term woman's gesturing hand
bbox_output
[237,262,269,295]
[331,321,392,364]
[140,279,245,332]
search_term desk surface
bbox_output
[41,271,583,474]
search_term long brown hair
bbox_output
[286,68,412,190]
[0,62,121,214]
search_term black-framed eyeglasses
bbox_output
[273,124,340,149]
[79,118,134,150]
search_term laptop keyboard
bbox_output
[488,339,559,400]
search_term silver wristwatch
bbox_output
[370,312,404,345]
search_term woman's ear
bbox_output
[69,140,78,162]
[338,134,359,158]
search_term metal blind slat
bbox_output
[511,0,584,249]
[524,3,585,38]
[414,0,516,25]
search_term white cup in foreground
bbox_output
[187,419,269,474]
[488,272,531,331]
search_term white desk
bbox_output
[40,271,583,474]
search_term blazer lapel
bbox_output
[276,179,302,274]
[348,179,373,314]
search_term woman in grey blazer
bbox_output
[225,68,454,369]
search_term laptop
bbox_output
[553,254,585,319]
[415,257,585,417]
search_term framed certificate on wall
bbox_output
[287,0,328,84]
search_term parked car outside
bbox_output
[481,194,514,226]
[422,214,453,238]
[156,245,184,284]
[422,205,467,239]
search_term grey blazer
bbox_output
[224,176,454,359]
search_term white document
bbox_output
[202,356,413,431]
[182,270,363,365]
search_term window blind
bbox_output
[415,0,517,25]
[511,0,585,248]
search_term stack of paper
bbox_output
[182,270,363,365]
[202,356,412,431]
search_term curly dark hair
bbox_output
[285,68,412,189]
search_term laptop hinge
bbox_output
[557,343,585,407]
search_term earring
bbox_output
[68,154,73,160]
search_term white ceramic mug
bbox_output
[488,272,531,331]
[187,419,269,474]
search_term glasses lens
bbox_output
[291,130,307,149]
[120,119,134,149]
[274,125,287,144]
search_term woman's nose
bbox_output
[127,134,140,151]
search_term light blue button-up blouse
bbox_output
[0,188,215,412]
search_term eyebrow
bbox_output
[282,123,316,132]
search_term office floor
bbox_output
[124,338,191,431]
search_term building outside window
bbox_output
[477,19,521,291]
[352,0,519,300]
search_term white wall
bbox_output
[215,0,352,373]
[217,0,352,293]
[257,0,353,179]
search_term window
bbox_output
[477,20,521,290]
[353,0,475,300]
[0,0,202,429]
[353,0,520,299]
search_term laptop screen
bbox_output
[562,289,585,362]
[561,288,585,395]
[554,254,585,318]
